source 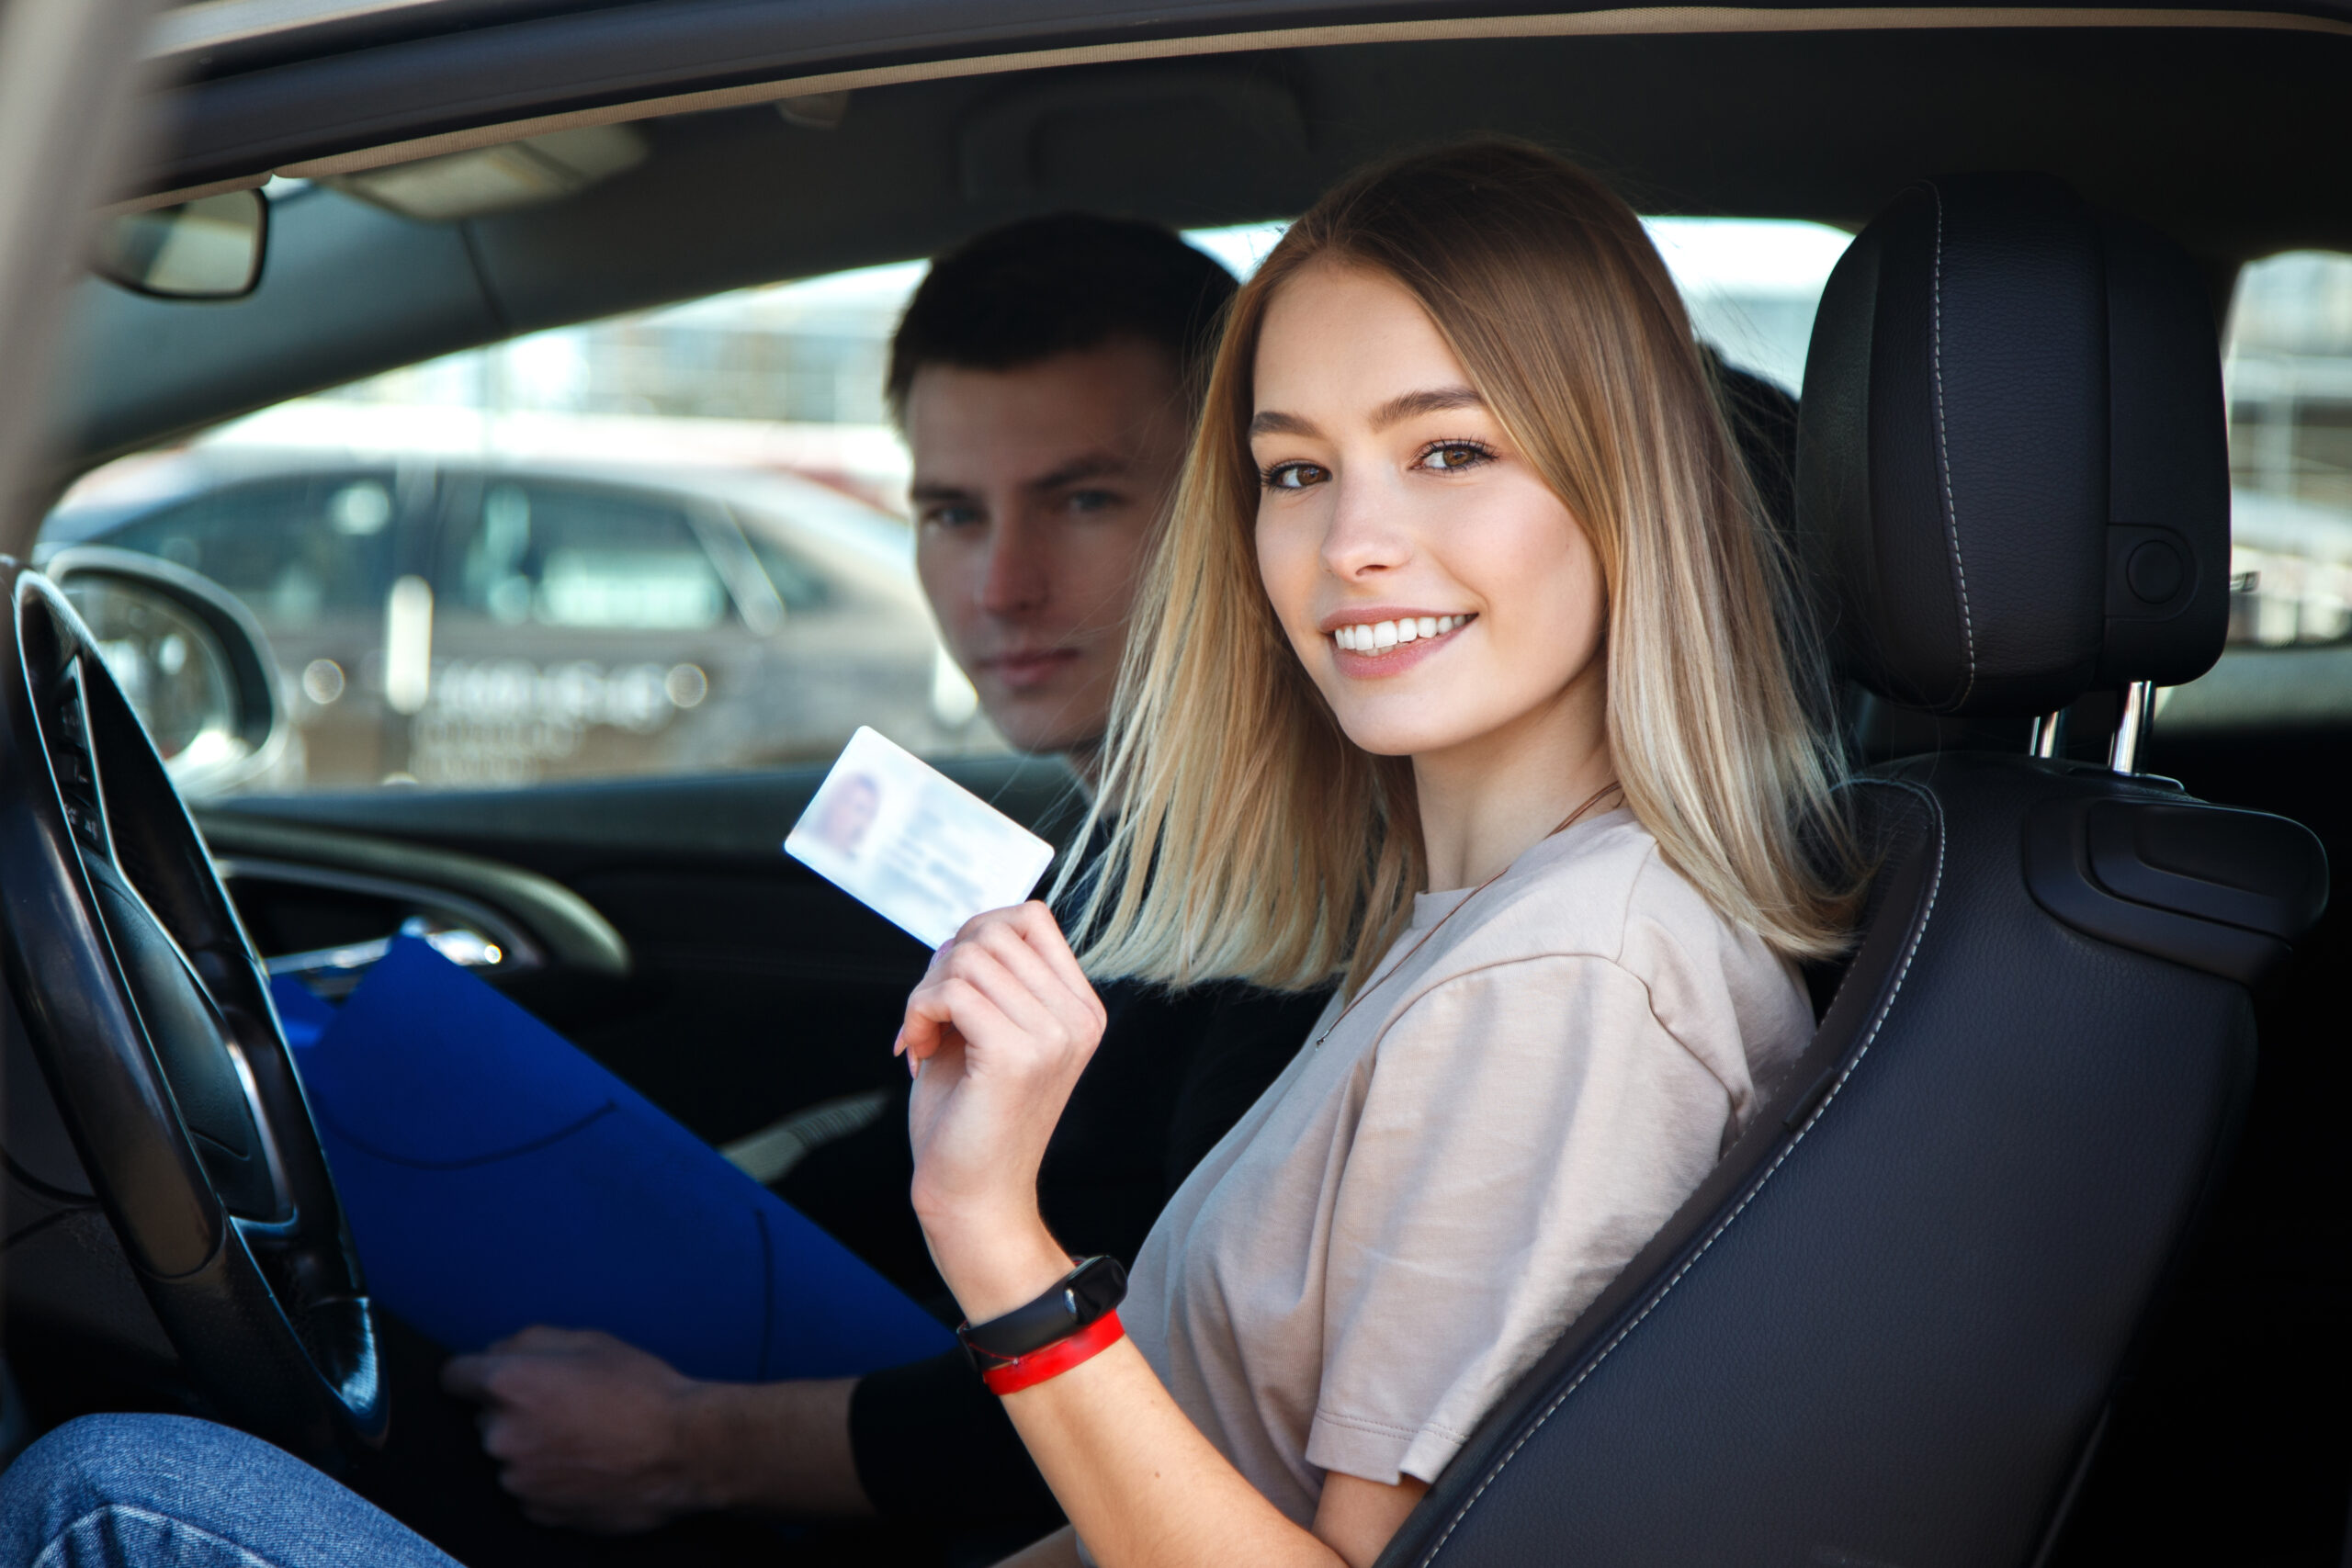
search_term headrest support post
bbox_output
[2109,680,2154,774]
[2030,712,2066,760]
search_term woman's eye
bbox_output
[1261,461,1329,491]
[1419,442,1492,473]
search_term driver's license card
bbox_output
[784,727,1057,950]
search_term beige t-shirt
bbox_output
[1111,809,1813,1530]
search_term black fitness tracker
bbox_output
[957,1254,1129,1372]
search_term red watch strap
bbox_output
[978,1309,1126,1396]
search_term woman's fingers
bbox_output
[897,976,956,1063]
[894,904,1104,1087]
[900,973,1016,1066]
[1009,901,1101,1012]
[894,938,957,1058]
[954,903,1104,1026]
[897,982,956,1064]
[914,953,1068,1073]
[958,920,1091,1043]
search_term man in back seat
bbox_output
[420,214,1332,1560]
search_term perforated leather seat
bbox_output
[1374,174,2328,1568]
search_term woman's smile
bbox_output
[1324,610,1477,674]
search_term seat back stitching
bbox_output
[1416,778,1946,1566]
[1928,184,1978,712]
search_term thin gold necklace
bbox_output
[1311,779,1625,1051]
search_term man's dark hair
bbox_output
[888,212,1240,418]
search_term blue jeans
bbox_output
[0,1415,458,1568]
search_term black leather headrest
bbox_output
[1796,174,2228,717]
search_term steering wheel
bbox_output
[0,563,384,1458]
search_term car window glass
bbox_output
[2215,251,2352,646]
[1193,218,1851,392]
[2137,251,2352,742]
[85,472,398,626]
[40,218,1845,795]
[441,480,729,631]
[40,255,1023,795]
[1637,218,1852,392]
[741,529,832,614]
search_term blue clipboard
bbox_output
[277,938,951,1382]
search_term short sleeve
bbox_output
[1306,954,1737,1485]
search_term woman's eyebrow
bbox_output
[1372,385,1484,430]
[1250,386,1483,440]
[1249,410,1320,438]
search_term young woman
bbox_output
[894,138,1854,1568]
[0,139,1850,1568]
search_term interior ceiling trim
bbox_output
[252,4,2349,185]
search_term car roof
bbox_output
[61,0,2351,480]
[135,0,2352,231]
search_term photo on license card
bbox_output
[785,727,1057,950]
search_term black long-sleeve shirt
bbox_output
[776,976,1329,1533]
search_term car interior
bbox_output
[1,2,2348,1563]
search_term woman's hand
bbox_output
[897,901,1107,1319]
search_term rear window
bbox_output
[2139,250,2352,740]
[2219,250,2352,647]
[439,479,729,631]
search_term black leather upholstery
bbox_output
[1374,176,2321,1568]
[1798,175,2228,716]
[1385,760,2255,1568]
[2097,212,2231,688]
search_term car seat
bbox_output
[1374,175,2328,1567]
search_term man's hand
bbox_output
[440,1327,874,1530]
[441,1327,711,1533]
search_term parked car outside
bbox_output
[39,450,993,791]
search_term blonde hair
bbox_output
[1057,140,1858,993]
